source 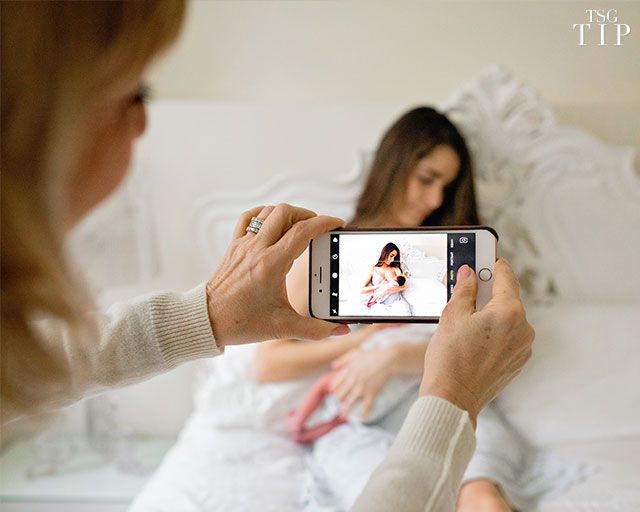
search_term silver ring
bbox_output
[245,216,264,234]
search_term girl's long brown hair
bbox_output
[352,106,479,227]
[1,1,185,423]
[375,243,401,268]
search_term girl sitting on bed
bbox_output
[253,106,514,512]
[361,243,409,310]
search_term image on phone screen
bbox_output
[328,232,476,318]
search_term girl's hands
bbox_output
[205,204,351,347]
[372,288,390,303]
[329,346,396,420]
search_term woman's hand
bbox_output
[371,288,388,303]
[205,204,351,347]
[329,346,396,420]
[420,260,535,427]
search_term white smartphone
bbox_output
[309,226,497,323]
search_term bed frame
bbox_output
[189,65,640,304]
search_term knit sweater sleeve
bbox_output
[351,396,476,512]
[9,283,221,420]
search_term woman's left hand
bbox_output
[330,347,395,420]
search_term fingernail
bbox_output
[457,264,472,280]
[331,325,351,336]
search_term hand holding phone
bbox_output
[419,259,535,424]
[206,204,351,345]
[309,227,497,323]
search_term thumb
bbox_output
[446,265,478,316]
[281,310,351,341]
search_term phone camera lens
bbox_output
[319,289,322,293]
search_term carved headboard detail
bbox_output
[191,66,639,303]
[192,154,368,268]
[443,66,639,302]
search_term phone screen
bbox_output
[328,232,476,318]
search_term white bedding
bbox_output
[130,414,640,512]
[129,412,307,512]
[536,438,640,512]
[131,305,640,512]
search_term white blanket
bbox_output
[131,305,640,512]
[130,412,308,512]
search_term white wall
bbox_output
[150,0,640,107]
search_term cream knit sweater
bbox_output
[8,283,476,511]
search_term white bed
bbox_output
[130,66,640,512]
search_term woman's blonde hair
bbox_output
[1,1,186,420]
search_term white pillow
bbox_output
[498,303,640,447]
[403,277,447,317]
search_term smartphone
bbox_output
[309,226,497,323]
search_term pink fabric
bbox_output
[287,371,346,444]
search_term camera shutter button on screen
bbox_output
[478,268,492,281]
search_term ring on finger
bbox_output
[245,215,266,235]
[245,206,274,236]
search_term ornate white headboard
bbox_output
[191,155,367,270]
[71,66,639,306]
[442,66,640,302]
[191,66,639,304]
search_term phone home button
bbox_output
[478,268,492,281]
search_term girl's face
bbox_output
[393,144,460,227]
[67,78,148,226]
[385,250,398,264]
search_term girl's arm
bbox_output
[252,329,377,382]
[252,249,377,382]
[360,269,379,294]
[383,268,407,295]
[373,283,407,302]
[385,283,408,294]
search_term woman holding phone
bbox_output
[1,3,533,512]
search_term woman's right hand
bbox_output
[420,259,535,427]
[205,204,351,347]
